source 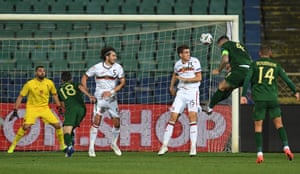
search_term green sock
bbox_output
[255,132,263,152]
[64,133,72,146]
[71,130,75,146]
[209,89,232,108]
[278,127,288,146]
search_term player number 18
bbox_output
[60,84,76,99]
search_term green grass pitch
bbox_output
[0,152,299,174]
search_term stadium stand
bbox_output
[209,0,225,14]
[155,0,173,14]
[191,0,209,14]
[85,1,102,14]
[138,0,156,14]
[261,0,300,72]
[244,0,261,60]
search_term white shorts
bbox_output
[94,97,120,118]
[170,88,200,114]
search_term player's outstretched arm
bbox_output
[278,65,298,96]
[78,84,96,103]
[81,74,88,90]
[176,72,202,83]
[9,95,24,121]
[169,73,177,96]
[52,94,61,107]
[213,54,229,75]
[113,77,125,93]
[13,95,24,110]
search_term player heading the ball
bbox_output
[202,35,252,114]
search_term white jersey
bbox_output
[86,62,124,97]
[174,56,202,89]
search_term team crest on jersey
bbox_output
[178,66,194,72]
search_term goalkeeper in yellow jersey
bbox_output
[240,45,300,163]
[7,66,65,153]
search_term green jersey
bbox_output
[242,57,297,101]
[221,41,252,69]
[58,82,85,111]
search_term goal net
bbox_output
[0,15,239,153]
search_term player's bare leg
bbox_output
[89,114,101,157]
[158,112,179,156]
[111,117,122,156]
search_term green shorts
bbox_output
[63,106,86,127]
[225,67,249,88]
[253,101,281,121]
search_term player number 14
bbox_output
[258,66,275,85]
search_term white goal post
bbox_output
[0,14,240,153]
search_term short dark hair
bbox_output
[217,35,229,44]
[101,47,116,60]
[35,65,44,72]
[61,71,72,82]
[177,45,190,55]
[260,45,272,55]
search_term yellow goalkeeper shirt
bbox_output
[20,78,57,108]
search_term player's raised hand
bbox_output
[295,92,300,101]
[9,109,19,121]
[212,69,220,75]
[102,91,113,99]
[225,64,231,72]
[240,96,248,104]
[89,96,97,103]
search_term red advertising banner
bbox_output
[0,103,231,152]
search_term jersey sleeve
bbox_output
[194,58,202,72]
[20,82,29,97]
[118,65,125,78]
[241,62,254,96]
[278,65,297,94]
[85,65,97,77]
[49,80,58,95]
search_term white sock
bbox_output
[283,146,290,151]
[89,126,98,151]
[162,123,174,146]
[257,152,263,156]
[112,127,120,145]
[189,123,197,147]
